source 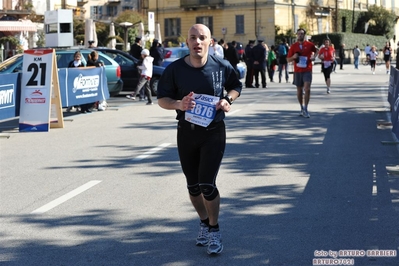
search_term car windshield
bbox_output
[0,54,22,72]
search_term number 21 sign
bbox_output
[19,49,63,132]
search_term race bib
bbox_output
[185,93,219,127]
[297,56,308,68]
[323,61,331,68]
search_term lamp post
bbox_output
[119,22,133,51]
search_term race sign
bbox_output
[185,93,219,127]
[19,49,63,132]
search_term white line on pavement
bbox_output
[133,143,172,161]
[31,180,102,214]
[226,109,241,116]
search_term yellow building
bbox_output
[148,0,399,46]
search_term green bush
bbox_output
[310,32,388,51]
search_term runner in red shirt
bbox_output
[287,28,318,118]
[318,39,335,94]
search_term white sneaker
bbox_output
[327,88,330,94]
[372,72,375,75]
[196,223,209,246]
[303,109,310,118]
[126,95,135,100]
[207,229,223,255]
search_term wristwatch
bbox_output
[224,95,233,105]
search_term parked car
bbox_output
[0,49,123,96]
[95,47,164,96]
[160,46,246,79]
[162,47,190,68]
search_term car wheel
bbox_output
[150,76,159,96]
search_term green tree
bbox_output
[355,5,396,39]
[114,10,144,48]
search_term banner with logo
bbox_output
[0,73,20,120]
[58,67,109,107]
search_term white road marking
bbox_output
[31,180,102,214]
[133,143,171,161]
[226,109,241,116]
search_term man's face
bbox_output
[296,30,305,42]
[186,24,211,59]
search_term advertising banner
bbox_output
[58,67,110,108]
[0,73,20,120]
[389,67,399,139]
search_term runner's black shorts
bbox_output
[177,120,226,191]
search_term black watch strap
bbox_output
[224,95,233,105]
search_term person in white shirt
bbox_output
[209,38,224,59]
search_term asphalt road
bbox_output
[1,63,399,266]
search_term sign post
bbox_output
[19,49,63,132]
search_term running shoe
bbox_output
[196,223,209,246]
[327,88,330,94]
[303,109,310,118]
[207,229,223,255]
[126,95,135,100]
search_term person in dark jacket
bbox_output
[243,40,255,87]
[149,39,165,66]
[224,41,240,75]
[339,44,345,70]
[130,37,143,60]
[67,51,86,113]
[252,40,267,88]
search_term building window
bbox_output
[107,6,117,17]
[164,18,181,37]
[196,17,213,34]
[236,15,244,34]
[341,17,346,32]
[122,6,133,11]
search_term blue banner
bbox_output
[58,67,110,107]
[0,73,20,120]
[389,66,399,139]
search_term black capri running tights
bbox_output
[322,65,333,81]
[177,120,226,201]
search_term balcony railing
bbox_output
[181,0,224,8]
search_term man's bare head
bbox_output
[186,24,212,59]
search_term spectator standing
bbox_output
[157,23,242,255]
[396,41,399,70]
[243,40,255,87]
[383,42,392,74]
[369,45,378,75]
[277,38,290,83]
[218,39,227,57]
[67,51,86,113]
[353,45,361,69]
[318,38,335,94]
[130,37,143,60]
[287,28,318,118]
[339,43,345,70]
[87,50,107,111]
[126,49,154,105]
[150,39,165,66]
[267,45,277,82]
[331,44,337,73]
[209,38,224,59]
[224,41,240,75]
[252,40,267,88]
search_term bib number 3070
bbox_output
[185,93,219,127]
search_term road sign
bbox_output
[19,49,63,132]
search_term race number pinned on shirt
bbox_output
[323,61,331,68]
[297,56,308,68]
[185,93,219,127]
